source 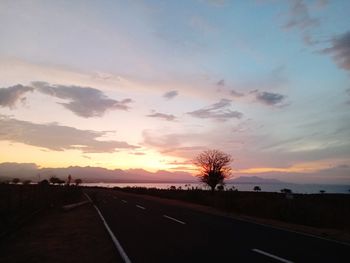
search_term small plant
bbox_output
[217,185,224,191]
[12,178,20,184]
[23,180,32,185]
[74,178,82,186]
[253,186,261,192]
[280,188,292,194]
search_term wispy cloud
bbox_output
[146,112,177,121]
[231,89,244,97]
[187,99,243,121]
[0,84,33,108]
[0,116,138,153]
[322,31,350,72]
[163,90,178,100]
[284,0,319,30]
[32,82,132,118]
[283,0,322,46]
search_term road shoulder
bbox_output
[0,202,121,263]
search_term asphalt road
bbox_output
[85,189,349,263]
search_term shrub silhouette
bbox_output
[12,178,20,184]
[194,149,232,193]
[74,178,82,186]
[253,186,261,192]
[280,188,292,194]
[23,180,32,185]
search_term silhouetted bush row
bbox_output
[116,187,350,230]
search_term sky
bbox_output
[0,0,349,184]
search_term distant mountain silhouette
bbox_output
[229,176,285,184]
[0,163,196,183]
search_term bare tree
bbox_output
[194,149,232,193]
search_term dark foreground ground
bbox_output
[0,201,121,263]
[1,185,350,262]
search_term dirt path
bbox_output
[0,202,121,263]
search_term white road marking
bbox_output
[122,200,127,203]
[136,205,146,210]
[84,193,131,263]
[163,215,186,225]
[252,249,293,263]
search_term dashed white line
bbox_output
[163,215,186,225]
[252,249,293,263]
[84,193,131,263]
[136,205,146,210]
[122,200,128,203]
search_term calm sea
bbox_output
[82,182,350,194]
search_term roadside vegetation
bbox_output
[0,179,83,238]
[115,186,350,231]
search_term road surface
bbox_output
[85,189,349,263]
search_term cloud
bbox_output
[231,89,244,97]
[322,31,350,72]
[146,112,177,121]
[217,79,225,86]
[163,90,178,100]
[254,91,287,106]
[284,0,319,30]
[187,99,243,121]
[31,82,132,118]
[0,84,33,108]
[0,116,138,153]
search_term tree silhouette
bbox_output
[74,178,82,186]
[49,176,62,185]
[194,149,232,193]
[12,178,20,184]
[280,188,292,194]
[253,186,261,192]
[23,180,32,185]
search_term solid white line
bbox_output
[136,205,146,210]
[122,200,127,203]
[252,249,293,263]
[163,215,186,225]
[84,193,131,263]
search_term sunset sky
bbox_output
[0,0,349,184]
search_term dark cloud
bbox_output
[0,116,138,153]
[163,90,178,100]
[187,99,243,121]
[322,31,350,72]
[254,91,287,106]
[32,82,132,118]
[284,0,319,30]
[146,112,176,121]
[0,84,33,108]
